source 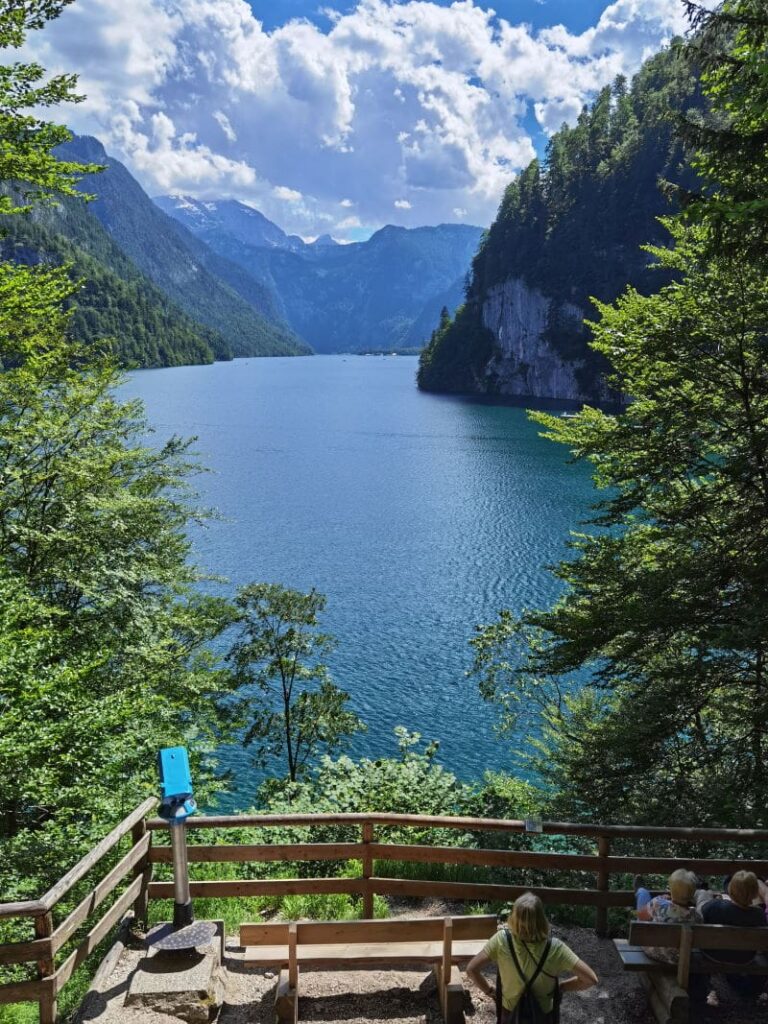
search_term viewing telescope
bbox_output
[147,746,216,952]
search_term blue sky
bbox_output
[29,0,703,241]
[249,1,611,34]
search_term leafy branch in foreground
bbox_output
[0,1,100,214]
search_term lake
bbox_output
[123,355,594,809]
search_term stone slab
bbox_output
[126,920,224,1024]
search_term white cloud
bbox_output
[273,185,303,201]
[24,0,706,235]
[213,110,237,142]
[453,206,467,218]
[336,215,362,230]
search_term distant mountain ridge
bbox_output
[156,194,484,353]
[58,136,309,360]
[4,133,482,366]
[156,195,307,253]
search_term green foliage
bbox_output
[0,2,99,216]
[228,584,366,782]
[471,2,768,827]
[262,728,470,833]
[417,301,495,392]
[419,46,699,395]
[0,197,229,365]
[0,0,238,956]
[0,258,239,901]
[682,1,768,238]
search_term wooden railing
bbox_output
[3,805,768,1022]
[0,798,156,1024]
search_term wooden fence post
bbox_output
[34,912,55,1024]
[362,821,374,919]
[131,817,151,929]
[596,836,610,938]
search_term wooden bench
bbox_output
[241,915,497,1024]
[614,921,768,1023]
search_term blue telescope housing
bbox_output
[158,746,197,823]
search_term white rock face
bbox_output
[481,278,598,401]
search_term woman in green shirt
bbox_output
[466,893,598,1022]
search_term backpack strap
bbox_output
[504,929,552,992]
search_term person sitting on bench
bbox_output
[695,870,767,1007]
[466,892,598,1023]
[634,869,701,964]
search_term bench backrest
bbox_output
[241,914,497,947]
[629,921,768,952]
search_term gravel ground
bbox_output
[74,902,768,1024]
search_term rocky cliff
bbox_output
[480,279,596,401]
[418,46,699,401]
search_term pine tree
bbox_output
[471,0,768,826]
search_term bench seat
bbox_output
[614,939,768,975]
[244,938,485,967]
[241,914,497,1024]
[618,922,768,1024]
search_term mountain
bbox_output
[155,195,306,253]
[418,47,699,401]
[157,195,484,353]
[57,137,309,359]
[0,194,227,367]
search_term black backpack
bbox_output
[495,930,560,1024]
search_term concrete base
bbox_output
[126,920,224,1024]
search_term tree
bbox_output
[473,223,768,825]
[470,0,768,826]
[228,584,365,783]
[0,0,237,910]
[681,1,768,239]
[0,1,99,215]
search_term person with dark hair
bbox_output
[466,892,598,1022]
[695,871,767,1007]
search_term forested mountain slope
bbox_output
[158,195,483,353]
[57,136,309,359]
[418,47,699,400]
[0,195,228,366]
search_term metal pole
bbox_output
[170,819,193,929]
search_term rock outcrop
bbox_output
[480,279,594,402]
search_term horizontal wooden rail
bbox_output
[0,899,48,922]
[0,936,53,968]
[149,842,361,865]
[147,838,768,878]
[604,855,768,876]
[148,877,364,900]
[371,877,636,907]
[146,812,768,842]
[0,977,53,1006]
[371,843,600,872]
[6,800,768,1024]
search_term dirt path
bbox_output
[74,906,768,1024]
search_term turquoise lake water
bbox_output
[123,355,594,808]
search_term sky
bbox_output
[24,0,711,241]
